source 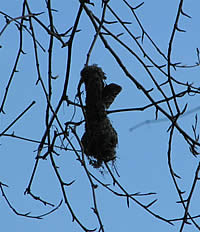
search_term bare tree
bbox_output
[1,0,200,231]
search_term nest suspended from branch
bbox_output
[80,64,122,168]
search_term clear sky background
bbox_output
[1,1,200,231]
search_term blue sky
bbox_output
[1,1,200,231]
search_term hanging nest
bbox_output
[80,65,122,168]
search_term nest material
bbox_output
[81,65,122,168]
